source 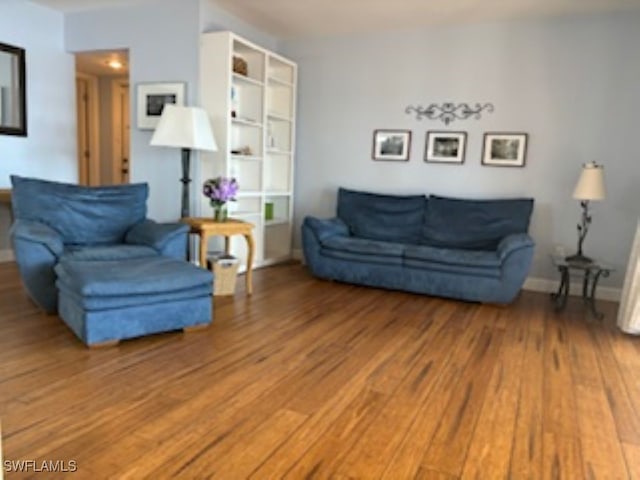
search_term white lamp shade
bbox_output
[150,104,217,151]
[573,162,606,201]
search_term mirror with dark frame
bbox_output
[0,41,27,136]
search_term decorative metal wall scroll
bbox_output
[405,102,494,126]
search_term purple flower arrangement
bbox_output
[203,176,239,208]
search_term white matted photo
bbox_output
[424,131,466,164]
[372,129,411,161]
[482,132,528,167]
[137,82,185,130]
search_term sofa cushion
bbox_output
[320,235,404,266]
[422,195,534,250]
[404,245,502,279]
[404,245,501,268]
[57,282,213,310]
[62,245,159,262]
[403,259,501,279]
[55,257,212,297]
[11,175,148,246]
[337,188,426,244]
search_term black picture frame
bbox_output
[372,129,411,161]
[424,131,466,164]
[0,42,27,137]
[481,132,528,167]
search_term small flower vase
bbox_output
[213,204,228,222]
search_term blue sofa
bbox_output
[302,188,535,304]
[9,175,190,313]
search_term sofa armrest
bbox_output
[303,216,349,242]
[497,233,535,261]
[125,219,189,258]
[10,219,64,257]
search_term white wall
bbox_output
[199,0,280,51]
[65,0,202,222]
[65,0,280,222]
[0,0,76,252]
[283,12,640,288]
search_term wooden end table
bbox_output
[0,189,12,222]
[182,217,255,295]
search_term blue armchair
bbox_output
[9,176,189,313]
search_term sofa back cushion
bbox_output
[11,176,148,246]
[337,188,426,244]
[422,195,534,250]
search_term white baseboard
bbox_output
[523,276,621,302]
[292,249,304,263]
[0,249,14,263]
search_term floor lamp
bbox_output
[150,105,217,218]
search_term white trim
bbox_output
[111,78,130,184]
[617,220,640,333]
[75,72,101,186]
[292,248,304,262]
[523,276,621,302]
[0,249,14,263]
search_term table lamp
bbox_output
[150,105,217,218]
[566,162,606,264]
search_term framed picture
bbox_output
[372,130,411,161]
[137,82,185,130]
[482,132,528,167]
[424,131,467,164]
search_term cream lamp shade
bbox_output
[150,105,217,151]
[149,104,217,218]
[573,162,606,201]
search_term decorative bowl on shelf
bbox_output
[233,56,248,76]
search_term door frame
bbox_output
[111,78,130,184]
[75,72,101,186]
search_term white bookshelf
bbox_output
[199,31,297,271]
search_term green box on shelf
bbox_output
[265,201,274,221]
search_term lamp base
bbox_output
[565,253,593,264]
[180,148,191,218]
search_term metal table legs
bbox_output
[551,266,570,311]
[551,265,610,319]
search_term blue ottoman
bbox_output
[54,257,213,347]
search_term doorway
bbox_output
[74,49,130,186]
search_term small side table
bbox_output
[182,217,255,295]
[0,189,12,222]
[550,255,613,319]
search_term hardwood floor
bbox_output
[0,261,638,479]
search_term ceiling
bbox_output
[32,0,155,11]
[31,0,640,37]
[75,50,129,76]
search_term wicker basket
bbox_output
[207,254,239,296]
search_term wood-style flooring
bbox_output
[0,261,639,479]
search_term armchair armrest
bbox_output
[497,233,535,261]
[10,219,64,257]
[125,219,189,258]
[303,216,349,242]
[9,219,63,313]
